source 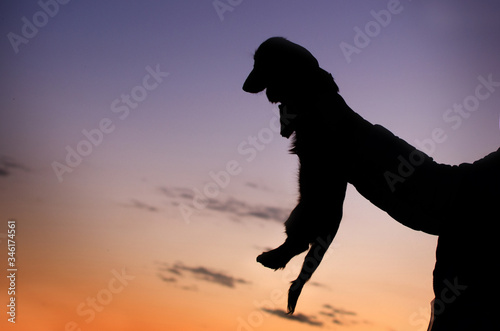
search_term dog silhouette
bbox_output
[243,37,499,330]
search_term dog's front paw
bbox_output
[257,240,309,270]
[257,249,289,270]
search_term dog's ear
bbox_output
[279,104,299,138]
[280,68,338,101]
[304,68,339,95]
[276,69,339,138]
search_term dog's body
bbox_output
[243,37,499,330]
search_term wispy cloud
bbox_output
[321,304,357,317]
[261,308,323,327]
[157,274,176,283]
[158,185,290,223]
[260,303,368,328]
[319,304,359,327]
[126,199,159,213]
[206,197,289,222]
[0,156,29,177]
[157,186,194,200]
[308,281,332,290]
[245,181,272,192]
[156,261,251,289]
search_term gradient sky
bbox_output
[1,1,500,330]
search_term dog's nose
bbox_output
[243,68,266,93]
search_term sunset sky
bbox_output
[1,1,500,330]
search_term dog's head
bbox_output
[243,37,339,137]
[243,37,321,102]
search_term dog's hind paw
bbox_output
[257,240,309,270]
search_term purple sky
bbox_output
[1,1,500,330]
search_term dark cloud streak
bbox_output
[0,156,29,177]
[127,199,159,212]
[261,308,323,327]
[157,261,251,289]
[158,185,290,223]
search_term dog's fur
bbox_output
[243,37,499,329]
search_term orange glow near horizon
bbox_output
[0,204,436,331]
[2,1,500,330]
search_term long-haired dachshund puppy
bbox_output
[242,37,499,330]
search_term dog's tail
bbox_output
[287,234,333,314]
